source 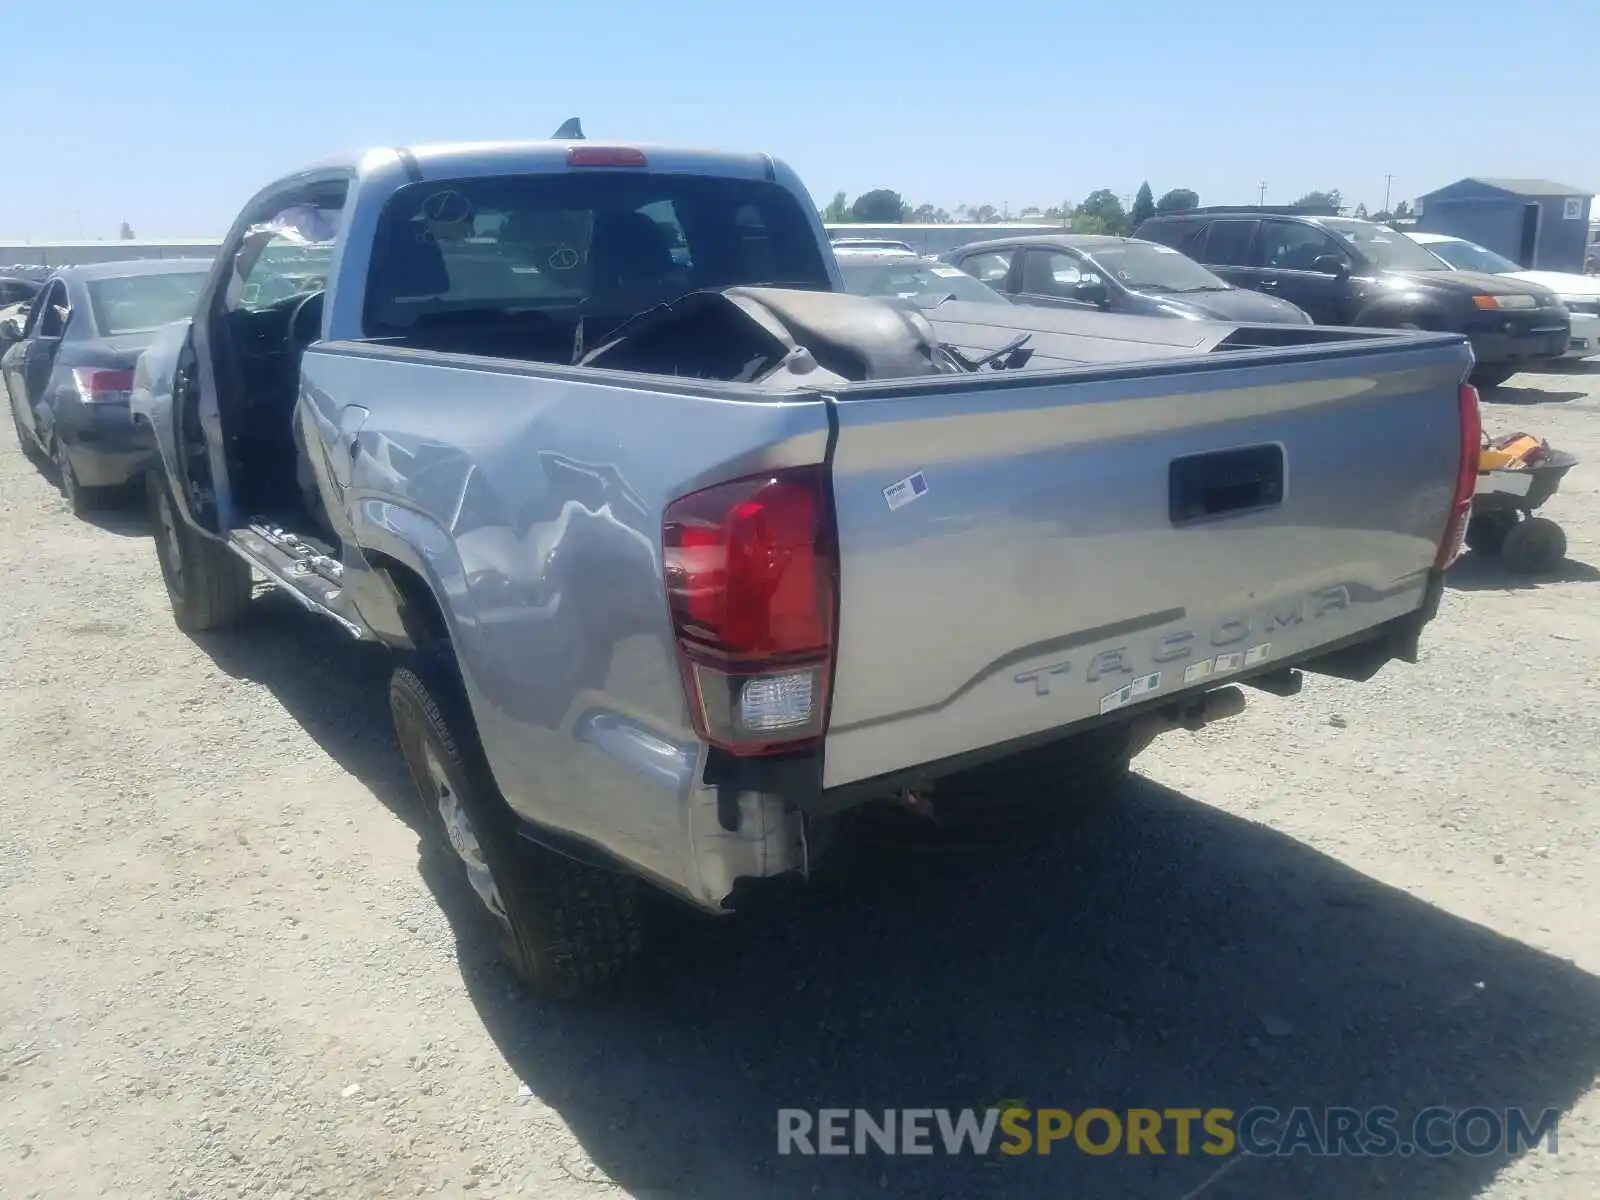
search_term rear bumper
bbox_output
[1465,324,1568,366]
[1559,312,1600,359]
[56,399,154,487]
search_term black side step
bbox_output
[226,520,368,639]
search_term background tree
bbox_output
[1076,189,1130,236]
[118,221,136,240]
[850,189,906,223]
[1353,202,1369,218]
[822,191,851,223]
[1292,189,1344,212]
[1155,188,1200,214]
[969,203,999,223]
[1392,200,1413,219]
[1130,182,1156,231]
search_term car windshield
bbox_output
[85,272,208,336]
[1084,242,1229,293]
[839,257,1009,304]
[1420,238,1523,275]
[1322,219,1449,272]
[237,240,334,310]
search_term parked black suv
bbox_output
[1134,207,1570,386]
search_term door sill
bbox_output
[227,519,368,638]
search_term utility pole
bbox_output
[1383,174,1393,214]
[1257,182,1267,205]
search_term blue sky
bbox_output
[1,0,1594,238]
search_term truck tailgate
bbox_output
[821,338,1471,789]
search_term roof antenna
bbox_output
[551,117,584,140]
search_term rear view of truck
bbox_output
[137,136,1481,1000]
[657,326,1479,804]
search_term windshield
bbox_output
[1322,219,1449,272]
[838,258,1009,304]
[237,239,334,310]
[1086,242,1228,293]
[1421,238,1522,275]
[86,272,208,336]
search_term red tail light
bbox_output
[662,466,838,756]
[71,367,134,404]
[1436,381,1482,570]
[566,145,648,168]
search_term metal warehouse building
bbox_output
[1415,178,1593,273]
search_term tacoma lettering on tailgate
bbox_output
[1013,585,1351,698]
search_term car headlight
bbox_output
[1472,294,1538,310]
[1557,295,1600,315]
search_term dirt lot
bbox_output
[2,365,1599,1200]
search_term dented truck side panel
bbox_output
[297,343,834,906]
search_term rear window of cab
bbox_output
[363,172,832,337]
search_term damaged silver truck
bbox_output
[130,129,1481,997]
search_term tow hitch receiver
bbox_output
[1128,685,1247,757]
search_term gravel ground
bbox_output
[2,364,1598,1200]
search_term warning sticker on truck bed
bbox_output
[1100,672,1162,714]
[883,471,929,511]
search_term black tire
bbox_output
[1471,365,1517,389]
[1465,510,1518,557]
[1501,516,1566,574]
[390,648,644,998]
[55,439,114,516]
[146,466,253,631]
[11,402,41,461]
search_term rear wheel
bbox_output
[146,466,254,631]
[1465,510,1518,557]
[10,403,41,460]
[1501,516,1566,574]
[55,439,114,516]
[390,648,645,998]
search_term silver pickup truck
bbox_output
[131,132,1481,997]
